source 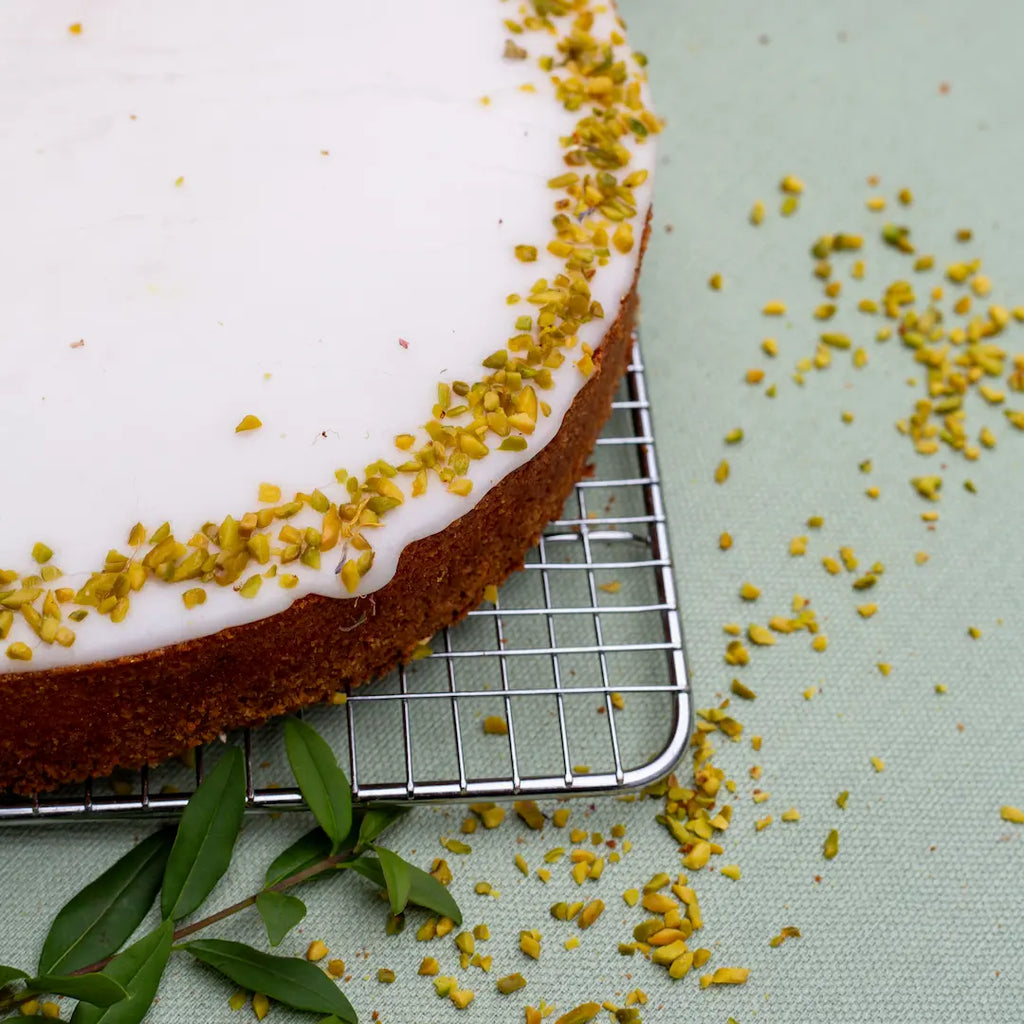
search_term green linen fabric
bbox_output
[2,3,1022,1022]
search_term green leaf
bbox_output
[69,921,173,1024]
[283,719,351,851]
[39,829,173,976]
[161,747,246,921]
[406,859,462,925]
[0,965,28,988]
[341,854,385,889]
[184,940,355,1023]
[27,974,127,1007]
[263,828,333,889]
[346,853,462,925]
[373,847,411,917]
[356,805,406,849]
[255,892,307,947]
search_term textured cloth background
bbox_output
[3,2,1023,1022]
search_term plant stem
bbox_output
[0,846,355,1015]
[0,847,360,1016]
[70,847,356,976]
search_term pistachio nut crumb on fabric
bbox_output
[681,172,1024,1011]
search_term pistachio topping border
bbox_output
[0,0,659,662]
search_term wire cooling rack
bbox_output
[0,338,690,823]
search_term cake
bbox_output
[0,0,658,793]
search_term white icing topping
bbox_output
[0,0,654,671]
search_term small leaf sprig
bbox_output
[0,718,459,1024]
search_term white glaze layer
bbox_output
[0,1,654,670]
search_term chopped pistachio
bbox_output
[234,414,262,432]
[823,829,839,860]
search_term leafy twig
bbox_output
[0,719,460,1024]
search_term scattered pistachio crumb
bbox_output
[519,931,541,960]
[450,988,475,1010]
[496,974,527,995]
[700,967,751,987]
[235,414,263,433]
[515,801,545,830]
[823,829,839,860]
[305,940,328,962]
[769,926,802,947]
[483,715,509,735]
[731,679,757,700]
[31,542,53,565]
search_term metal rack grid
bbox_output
[0,338,690,823]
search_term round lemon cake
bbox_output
[0,0,658,792]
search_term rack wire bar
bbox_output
[0,338,691,823]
